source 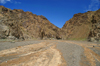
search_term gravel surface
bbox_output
[56,42,84,66]
[0,40,42,51]
[96,59,100,66]
[89,47,100,56]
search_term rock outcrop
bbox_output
[0,6,61,40]
[88,15,100,42]
[62,9,100,41]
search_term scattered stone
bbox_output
[93,45,95,47]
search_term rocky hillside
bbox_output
[0,6,61,40]
[62,10,100,42]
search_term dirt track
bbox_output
[0,40,100,66]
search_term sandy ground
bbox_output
[0,40,100,66]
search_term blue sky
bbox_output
[0,0,100,28]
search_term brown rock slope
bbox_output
[62,10,100,41]
[0,6,61,40]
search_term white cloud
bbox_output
[85,0,100,11]
[15,1,21,4]
[0,0,21,4]
[0,0,11,4]
[6,0,10,1]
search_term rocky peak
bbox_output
[73,13,83,17]
[13,9,24,13]
[40,15,48,20]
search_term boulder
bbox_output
[0,24,10,39]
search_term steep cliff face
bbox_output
[0,6,61,40]
[62,10,100,41]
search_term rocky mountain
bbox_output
[0,6,100,42]
[62,9,100,42]
[0,6,61,40]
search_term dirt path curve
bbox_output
[0,41,67,66]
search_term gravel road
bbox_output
[56,42,84,66]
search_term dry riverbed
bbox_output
[0,40,100,66]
